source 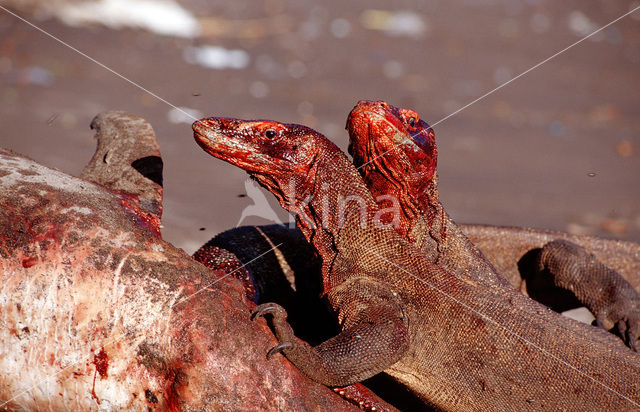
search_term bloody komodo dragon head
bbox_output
[346,100,437,233]
[192,117,340,219]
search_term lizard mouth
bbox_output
[360,109,437,176]
[347,101,437,181]
[353,108,407,149]
[193,118,275,172]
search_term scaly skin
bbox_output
[193,116,640,411]
[194,118,411,388]
[192,169,397,411]
[346,100,640,350]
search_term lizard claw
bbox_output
[251,302,286,321]
[616,318,639,352]
[267,342,293,359]
[598,313,640,352]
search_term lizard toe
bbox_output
[616,319,629,342]
[627,330,638,352]
[625,317,640,352]
[613,317,640,352]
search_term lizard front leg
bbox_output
[537,239,640,351]
[252,280,409,387]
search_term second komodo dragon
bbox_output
[346,100,640,350]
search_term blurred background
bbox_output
[1,0,639,253]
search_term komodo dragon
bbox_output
[193,115,640,411]
[346,100,640,350]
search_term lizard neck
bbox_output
[292,142,379,235]
[410,173,448,254]
[361,163,442,241]
[287,143,379,291]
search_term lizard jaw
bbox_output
[347,101,437,182]
[192,118,275,173]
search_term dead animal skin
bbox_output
[0,111,359,411]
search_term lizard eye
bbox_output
[264,129,278,139]
[408,117,416,127]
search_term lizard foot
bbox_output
[251,302,300,359]
[596,313,640,352]
[539,239,640,352]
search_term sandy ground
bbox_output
[0,1,639,253]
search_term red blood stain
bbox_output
[21,256,38,268]
[192,244,256,302]
[91,370,100,405]
[117,194,162,238]
[90,348,109,405]
[163,367,186,412]
[93,348,109,379]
